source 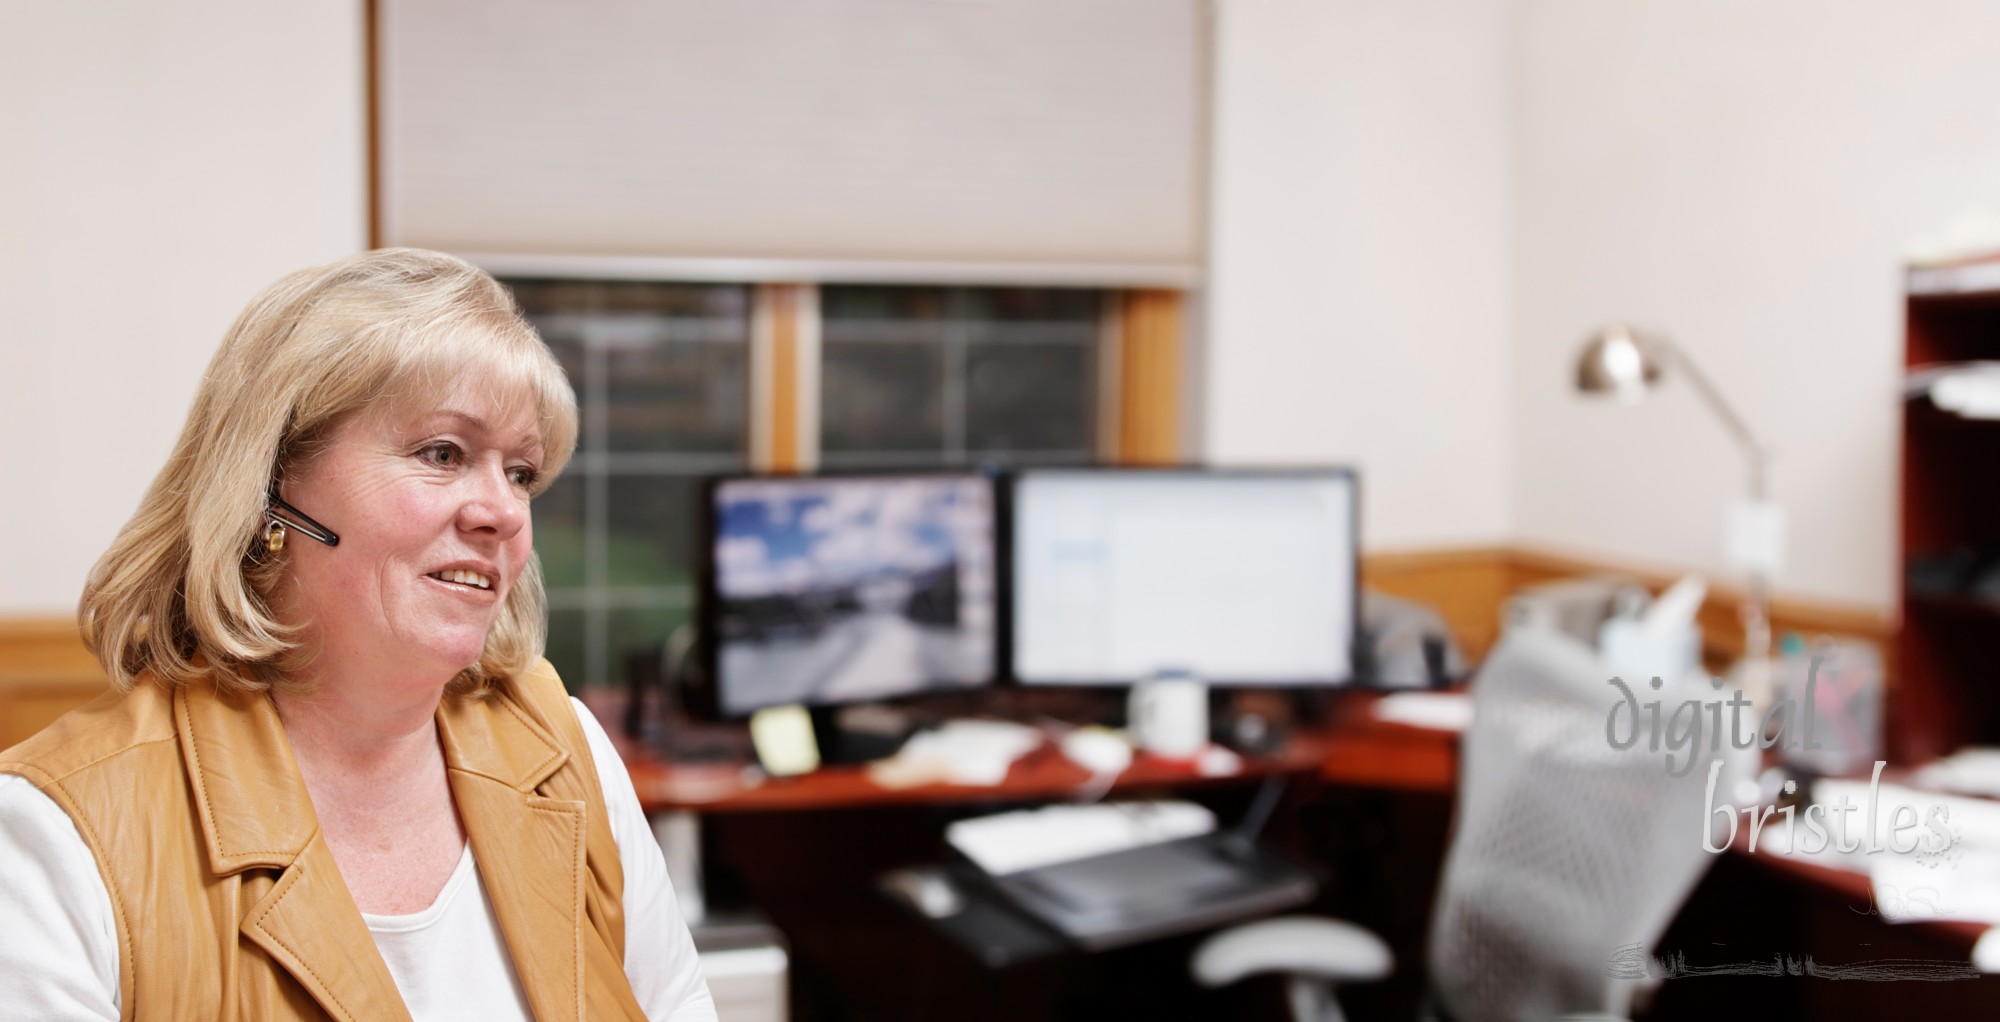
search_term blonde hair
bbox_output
[80,248,578,695]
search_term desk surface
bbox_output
[1317,690,1461,792]
[589,689,1462,813]
[1735,838,1990,948]
[587,695,1337,814]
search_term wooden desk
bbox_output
[593,690,1997,1019]
[596,710,1329,815]
[1317,690,1460,793]
[583,694,1348,1021]
[589,687,1458,813]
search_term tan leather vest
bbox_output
[0,659,648,1022]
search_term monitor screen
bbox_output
[1010,468,1357,686]
[704,473,997,716]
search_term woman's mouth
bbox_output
[428,569,493,591]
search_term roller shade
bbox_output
[377,0,1205,276]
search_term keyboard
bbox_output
[983,833,1318,951]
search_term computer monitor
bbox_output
[1009,467,1358,687]
[700,472,998,717]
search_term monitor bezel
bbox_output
[1003,464,1362,689]
[693,467,1003,720]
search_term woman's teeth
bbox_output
[430,570,492,590]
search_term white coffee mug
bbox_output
[1128,675,1208,759]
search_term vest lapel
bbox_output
[438,689,584,1022]
[176,681,412,1022]
[240,833,416,1022]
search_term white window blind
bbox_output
[378,0,1205,280]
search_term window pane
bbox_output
[532,474,586,589]
[604,339,747,453]
[819,340,945,453]
[598,282,750,453]
[511,280,589,380]
[544,608,587,691]
[821,285,1100,466]
[605,475,701,589]
[965,338,1094,453]
[607,603,691,689]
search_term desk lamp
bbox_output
[1572,324,1783,669]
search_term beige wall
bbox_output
[1203,0,1517,550]
[1510,0,2000,611]
[7,1,1989,617]
[0,2,367,613]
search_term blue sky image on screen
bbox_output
[713,476,995,714]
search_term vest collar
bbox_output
[174,671,585,1022]
[175,674,573,876]
[175,678,317,875]
[435,685,572,795]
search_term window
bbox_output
[510,280,751,688]
[508,279,1175,689]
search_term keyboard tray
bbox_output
[981,833,1318,951]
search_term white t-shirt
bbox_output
[0,699,717,1022]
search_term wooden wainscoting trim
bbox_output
[0,617,98,672]
[0,616,111,751]
[1507,544,1893,663]
[1361,545,1892,671]
[1360,547,1518,663]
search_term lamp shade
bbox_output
[1574,324,1666,403]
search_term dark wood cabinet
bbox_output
[1897,263,2000,762]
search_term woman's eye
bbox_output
[509,465,541,488]
[419,442,461,467]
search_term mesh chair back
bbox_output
[1428,628,1755,1022]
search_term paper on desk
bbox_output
[1373,691,1473,732]
[1914,747,2000,800]
[1871,850,2000,925]
[946,801,1217,876]
[866,718,1041,789]
[1810,778,2000,925]
[1814,779,2000,851]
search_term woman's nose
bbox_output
[458,462,528,537]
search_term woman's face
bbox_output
[272,384,544,687]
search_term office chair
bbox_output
[1425,627,1757,1022]
[1191,914,1392,1022]
[1188,771,1394,1022]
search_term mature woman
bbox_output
[0,249,715,1021]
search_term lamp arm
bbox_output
[1657,339,1770,500]
[1658,338,1775,665]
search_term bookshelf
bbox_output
[1897,258,2000,762]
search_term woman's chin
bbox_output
[412,633,491,679]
